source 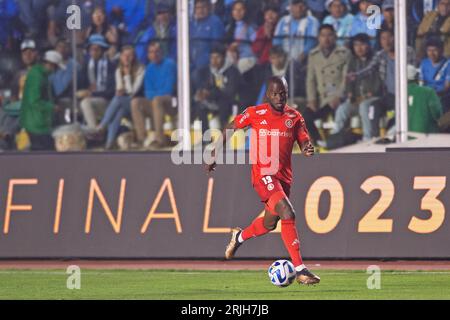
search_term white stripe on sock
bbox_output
[295,264,306,272]
[238,232,244,243]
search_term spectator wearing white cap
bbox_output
[19,50,65,151]
[323,0,354,46]
[13,40,39,99]
[0,39,39,150]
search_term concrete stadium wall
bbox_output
[0,151,448,259]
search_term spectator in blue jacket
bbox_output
[273,0,319,63]
[131,42,177,149]
[419,38,450,112]
[134,4,177,64]
[190,0,225,71]
[323,0,354,46]
[105,0,147,42]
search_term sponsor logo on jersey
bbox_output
[267,183,274,191]
[259,129,292,137]
[256,109,268,115]
[260,120,268,125]
[285,119,293,128]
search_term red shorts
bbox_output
[253,175,291,214]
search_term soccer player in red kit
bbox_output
[206,76,320,285]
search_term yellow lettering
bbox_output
[4,179,38,234]
[408,176,446,234]
[203,178,232,233]
[358,176,394,233]
[305,176,344,234]
[141,178,182,233]
[85,179,126,233]
[53,179,65,234]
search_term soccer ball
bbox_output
[268,259,296,287]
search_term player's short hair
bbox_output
[319,24,336,34]
[267,76,288,90]
[269,46,287,57]
[426,37,444,50]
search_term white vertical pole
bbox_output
[71,0,78,123]
[71,26,78,123]
[394,0,408,143]
[177,0,191,150]
[288,0,294,105]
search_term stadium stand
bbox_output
[0,0,448,151]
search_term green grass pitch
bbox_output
[0,269,449,300]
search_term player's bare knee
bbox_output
[275,200,295,220]
[280,208,295,220]
[280,205,295,220]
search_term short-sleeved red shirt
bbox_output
[234,103,310,185]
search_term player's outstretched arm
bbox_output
[205,121,238,173]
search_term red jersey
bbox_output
[234,103,310,185]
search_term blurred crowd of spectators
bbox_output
[0,0,448,151]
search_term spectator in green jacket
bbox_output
[407,65,443,134]
[20,50,65,151]
[0,39,38,150]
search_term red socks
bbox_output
[241,217,304,268]
[281,219,303,267]
[241,217,270,241]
